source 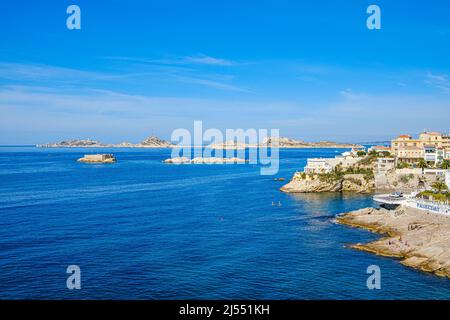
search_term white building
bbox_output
[423,168,447,178]
[445,149,450,160]
[304,158,336,174]
[424,145,444,164]
[376,158,395,174]
[304,155,359,174]
[368,145,391,155]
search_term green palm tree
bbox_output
[441,160,450,170]
[432,181,448,193]
[417,159,428,169]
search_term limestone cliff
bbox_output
[280,173,375,194]
[375,169,439,192]
[280,176,342,193]
[341,174,375,193]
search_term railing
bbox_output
[405,198,450,216]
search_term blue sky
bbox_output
[1,0,450,144]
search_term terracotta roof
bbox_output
[372,146,391,150]
[398,134,412,138]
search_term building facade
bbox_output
[304,155,359,174]
[391,132,450,165]
[376,158,395,174]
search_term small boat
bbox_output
[390,192,404,198]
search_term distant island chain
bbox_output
[37,135,361,149]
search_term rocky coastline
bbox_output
[280,153,440,194]
[336,206,450,278]
[280,173,375,193]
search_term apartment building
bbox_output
[391,131,450,164]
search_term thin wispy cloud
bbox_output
[183,54,234,66]
[339,89,360,100]
[106,54,236,67]
[425,72,450,93]
[0,62,136,84]
[1,82,450,144]
[0,61,246,93]
[268,92,450,141]
[296,75,326,85]
[0,84,278,144]
[175,76,249,92]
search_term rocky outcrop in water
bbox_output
[280,173,375,194]
[77,154,116,163]
[336,206,450,278]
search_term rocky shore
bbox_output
[280,151,441,194]
[280,173,374,193]
[336,206,450,278]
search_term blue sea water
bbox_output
[0,146,450,300]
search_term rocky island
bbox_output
[37,136,175,148]
[336,206,450,278]
[77,154,117,163]
[209,137,363,149]
[260,137,362,149]
[210,141,249,150]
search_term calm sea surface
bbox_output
[0,146,449,299]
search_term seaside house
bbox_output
[424,145,444,164]
[396,146,424,164]
[304,158,336,174]
[304,152,360,174]
[368,145,391,155]
[376,158,395,174]
[391,131,450,165]
[348,147,366,157]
